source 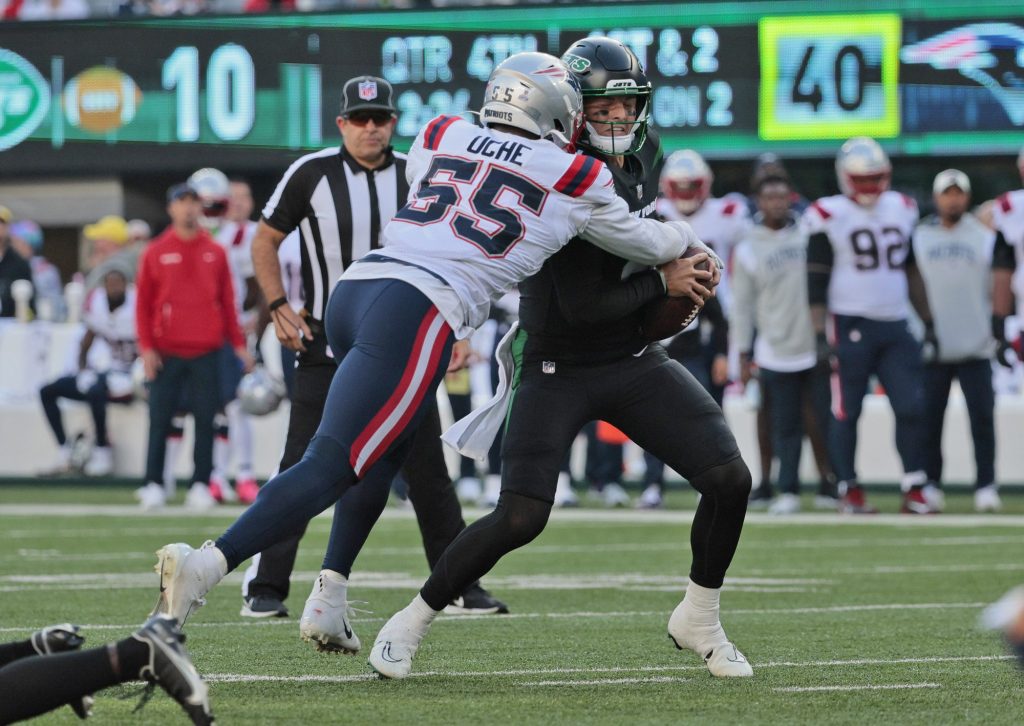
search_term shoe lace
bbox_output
[120,682,157,714]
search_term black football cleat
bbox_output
[132,616,215,726]
[30,624,93,719]
[445,583,509,615]
[240,595,289,619]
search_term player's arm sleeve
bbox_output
[134,250,155,353]
[261,159,312,234]
[806,232,833,306]
[574,164,686,265]
[729,247,756,355]
[992,230,1016,271]
[548,242,666,326]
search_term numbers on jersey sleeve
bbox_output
[849,226,906,271]
[395,155,549,258]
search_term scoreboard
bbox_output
[0,0,1021,175]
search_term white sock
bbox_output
[409,594,441,626]
[682,581,722,626]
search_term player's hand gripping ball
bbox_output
[639,247,711,342]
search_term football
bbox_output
[638,246,711,342]
[63,66,142,134]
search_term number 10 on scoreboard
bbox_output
[759,15,900,140]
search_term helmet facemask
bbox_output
[580,85,650,157]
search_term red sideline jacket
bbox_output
[135,226,244,358]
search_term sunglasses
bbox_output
[344,111,395,127]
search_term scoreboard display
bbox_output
[0,0,1020,175]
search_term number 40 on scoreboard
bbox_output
[759,14,901,141]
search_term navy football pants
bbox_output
[216,279,454,571]
[829,315,926,485]
[923,358,995,489]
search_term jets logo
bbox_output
[563,54,592,74]
[901,23,1024,125]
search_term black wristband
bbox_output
[268,296,288,312]
[993,314,1007,342]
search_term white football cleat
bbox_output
[455,477,483,504]
[83,446,113,477]
[768,493,801,515]
[922,483,945,513]
[368,601,435,679]
[975,484,1002,513]
[553,471,579,508]
[185,482,217,511]
[153,541,226,625]
[637,484,664,509]
[601,482,631,508]
[300,570,361,654]
[667,601,753,677]
[135,482,167,510]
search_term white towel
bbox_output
[441,322,519,461]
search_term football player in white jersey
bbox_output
[211,179,262,504]
[991,146,1024,373]
[149,52,713,650]
[805,137,935,514]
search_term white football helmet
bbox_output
[480,52,584,152]
[237,366,287,416]
[661,150,713,215]
[836,137,891,207]
[189,167,230,228]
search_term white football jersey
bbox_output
[82,286,138,373]
[345,115,689,338]
[216,219,258,314]
[658,194,750,313]
[992,189,1024,307]
[802,191,919,320]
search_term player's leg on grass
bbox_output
[875,322,930,511]
[369,350,587,679]
[0,618,212,725]
[605,349,752,677]
[759,368,804,510]
[802,364,838,506]
[154,280,454,624]
[922,362,954,488]
[956,358,999,505]
[830,314,877,512]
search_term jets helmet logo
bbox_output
[563,53,592,74]
[358,80,378,101]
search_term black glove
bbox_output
[815,332,833,367]
[921,323,939,365]
[994,315,1015,369]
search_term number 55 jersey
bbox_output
[802,191,919,320]
[348,115,693,338]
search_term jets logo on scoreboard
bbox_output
[901,23,1024,126]
[0,49,50,151]
[758,14,901,141]
[63,66,142,134]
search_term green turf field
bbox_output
[2,485,1023,724]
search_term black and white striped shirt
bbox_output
[261,145,409,321]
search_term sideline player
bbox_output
[805,137,933,514]
[149,51,708,651]
[368,38,753,680]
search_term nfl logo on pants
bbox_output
[359,80,378,101]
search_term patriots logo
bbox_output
[358,80,378,101]
[901,23,1024,125]
[533,65,568,81]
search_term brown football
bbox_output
[639,247,711,342]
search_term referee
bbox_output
[245,75,506,622]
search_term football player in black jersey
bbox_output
[369,37,754,680]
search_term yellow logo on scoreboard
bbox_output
[63,66,143,134]
[759,15,901,141]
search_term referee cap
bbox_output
[341,76,395,116]
[932,169,970,195]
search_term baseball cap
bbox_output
[340,76,395,116]
[84,215,130,244]
[933,169,970,195]
[0,205,11,224]
[167,182,199,203]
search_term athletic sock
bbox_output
[681,581,722,626]
[0,647,120,722]
[0,639,38,667]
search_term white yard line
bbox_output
[199,655,1010,685]
[0,602,993,634]
[3,503,1024,527]
[773,682,941,693]
[522,676,690,687]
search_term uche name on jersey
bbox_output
[465,135,530,166]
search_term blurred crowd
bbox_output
[0,0,591,21]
